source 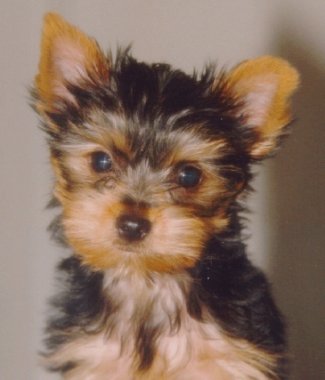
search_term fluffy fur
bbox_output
[32,13,299,380]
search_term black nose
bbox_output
[116,214,151,242]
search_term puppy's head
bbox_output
[33,13,299,273]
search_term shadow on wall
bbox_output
[268,32,325,379]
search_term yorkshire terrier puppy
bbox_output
[32,13,299,380]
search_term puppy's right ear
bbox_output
[225,56,299,159]
[35,13,110,113]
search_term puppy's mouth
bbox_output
[115,241,147,255]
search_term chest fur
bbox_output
[45,272,276,379]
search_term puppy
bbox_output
[32,13,299,380]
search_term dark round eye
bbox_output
[91,151,112,172]
[177,165,202,188]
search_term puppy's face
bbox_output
[51,110,235,272]
[33,13,299,272]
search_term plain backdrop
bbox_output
[0,1,324,379]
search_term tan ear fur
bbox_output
[35,13,109,108]
[227,56,300,157]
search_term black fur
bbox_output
[46,256,106,350]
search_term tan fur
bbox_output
[164,129,227,166]
[63,191,209,272]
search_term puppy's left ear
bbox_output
[226,56,300,159]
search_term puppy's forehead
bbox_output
[87,111,226,166]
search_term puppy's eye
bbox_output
[177,165,202,188]
[91,151,112,172]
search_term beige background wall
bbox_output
[1,1,324,379]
